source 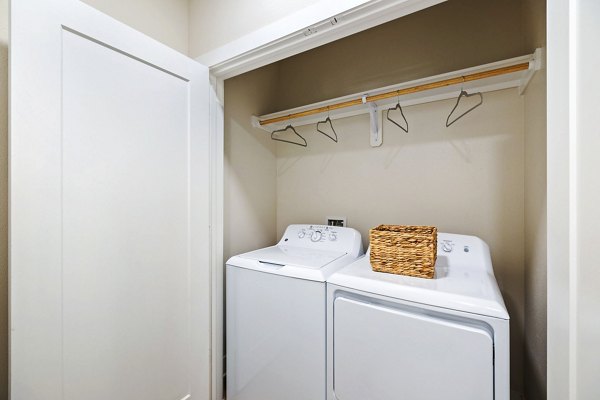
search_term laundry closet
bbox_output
[221,1,547,399]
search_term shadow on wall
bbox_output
[1,26,10,400]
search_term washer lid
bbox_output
[237,245,347,269]
[328,251,509,319]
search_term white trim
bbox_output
[196,0,373,65]
[209,75,225,400]
[198,0,445,80]
[547,0,572,399]
[567,0,578,398]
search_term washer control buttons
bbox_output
[296,226,341,242]
[311,230,323,242]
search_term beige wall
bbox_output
[275,89,526,395]
[522,0,547,399]
[275,3,529,392]
[0,0,7,398]
[523,67,547,400]
[81,0,190,54]
[275,0,527,110]
[223,66,279,262]
[189,0,321,58]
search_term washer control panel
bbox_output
[280,224,363,255]
[296,225,339,243]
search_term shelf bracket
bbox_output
[251,115,272,132]
[519,47,543,95]
[367,100,382,147]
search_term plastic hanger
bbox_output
[446,89,483,127]
[386,96,408,133]
[271,124,307,147]
[316,109,338,142]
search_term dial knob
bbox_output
[311,230,322,242]
[329,232,337,241]
[298,229,306,238]
[442,242,453,252]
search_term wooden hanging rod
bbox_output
[259,62,530,126]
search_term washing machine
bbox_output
[226,224,363,400]
[327,233,510,400]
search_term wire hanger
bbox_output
[316,108,338,142]
[446,78,483,127]
[271,124,307,147]
[386,93,408,133]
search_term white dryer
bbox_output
[226,224,363,400]
[327,233,510,400]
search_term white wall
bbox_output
[574,0,600,398]
[189,0,322,57]
[81,0,190,54]
[547,1,600,399]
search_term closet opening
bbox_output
[221,0,547,399]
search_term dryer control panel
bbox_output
[279,224,363,257]
[436,233,493,274]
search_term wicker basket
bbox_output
[369,225,438,279]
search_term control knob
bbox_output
[298,229,306,239]
[311,230,322,242]
[442,242,453,252]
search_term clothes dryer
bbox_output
[327,233,509,400]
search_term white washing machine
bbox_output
[226,224,363,400]
[327,233,510,400]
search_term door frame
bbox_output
[201,0,577,399]
[546,1,600,399]
[198,1,447,399]
[546,1,571,398]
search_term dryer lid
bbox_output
[237,245,347,269]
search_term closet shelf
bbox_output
[252,48,542,132]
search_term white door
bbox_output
[10,1,211,399]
